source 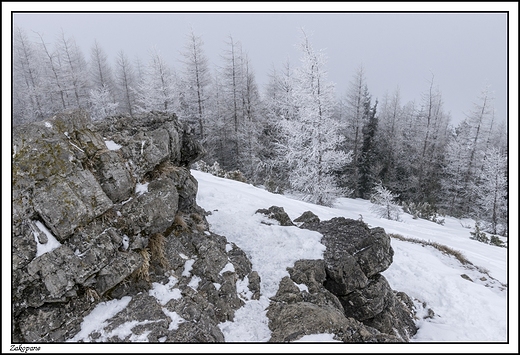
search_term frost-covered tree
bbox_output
[442,87,497,216]
[13,27,46,123]
[135,47,178,113]
[89,85,119,120]
[178,29,211,139]
[89,40,115,92]
[210,35,244,169]
[88,40,117,118]
[34,31,68,114]
[280,30,351,206]
[370,182,402,221]
[473,147,508,235]
[412,75,450,203]
[375,87,411,196]
[56,30,89,109]
[258,60,296,192]
[337,65,370,194]
[114,50,137,116]
[206,36,263,176]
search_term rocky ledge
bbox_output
[12,110,259,342]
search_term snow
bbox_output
[187,275,201,290]
[161,308,185,330]
[293,333,341,342]
[68,296,132,342]
[190,170,512,345]
[219,262,235,275]
[56,170,513,350]
[121,235,129,251]
[149,276,181,306]
[236,276,253,301]
[32,220,62,257]
[182,259,195,277]
[104,139,122,151]
[135,182,149,195]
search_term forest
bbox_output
[12,26,508,237]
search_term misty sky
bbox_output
[8,5,511,125]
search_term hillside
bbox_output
[192,170,508,342]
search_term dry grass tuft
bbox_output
[85,287,100,303]
[133,248,151,281]
[149,233,169,269]
[174,213,189,231]
[388,233,472,265]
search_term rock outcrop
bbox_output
[265,209,417,342]
[12,111,416,343]
[12,111,258,342]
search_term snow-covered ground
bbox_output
[20,170,515,353]
[192,171,511,342]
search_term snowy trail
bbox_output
[192,170,509,342]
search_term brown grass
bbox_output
[85,287,100,302]
[149,233,169,269]
[174,213,189,231]
[133,248,151,281]
[388,233,472,265]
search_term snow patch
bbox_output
[293,333,341,342]
[104,140,122,151]
[219,262,235,275]
[121,235,129,251]
[218,297,271,342]
[135,182,149,196]
[32,220,62,257]
[182,259,195,277]
[68,296,132,342]
[149,276,181,306]
[295,283,308,293]
[236,276,253,301]
[188,276,201,290]
[162,308,185,330]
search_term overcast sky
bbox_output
[7,3,514,125]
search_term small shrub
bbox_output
[193,160,211,173]
[210,161,225,177]
[224,170,247,183]
[370,183,402,221]
[402,201,445,225]
[470,222,489,244]
[489,235,505,248]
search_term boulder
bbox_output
[255,206,295,226]
[266,216,417,342]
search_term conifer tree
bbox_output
[280,30,351,206]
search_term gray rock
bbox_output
[338,274,392,321]
[255,206,295,226]
[120,177,179,237]
[294,210,320,225]
[32,170,113,242]
[92,150,135,203]
[95,251,144,296]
